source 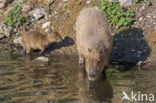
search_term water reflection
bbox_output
[77,69,113,103]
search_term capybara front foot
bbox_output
[26,49,30,54]
[39,48,45,55]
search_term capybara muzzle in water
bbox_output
[76,7,113,81]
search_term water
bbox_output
[0,43,156,103]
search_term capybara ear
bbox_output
[88,48,91,52]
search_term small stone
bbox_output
[4,26,12,37]
[86,0,91,4]
[29,8,47,20]
[22,4,30,13]
[35,92,42,96]
[0,33,5,39]
[13,36,22,44]
[33,56,49,63]
[141,5,145,10]
[134,22,137,24]
[42,21,50,29]
[0,2,5,9]
[62,0,68,2]
[0,24,4,33]
[118,0,132,6]
[139,17,143,21]
[131,49,136,52]
[146,15,151,18]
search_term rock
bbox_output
[42,21,50,29]
[108,0,132,6]
[86,0,91,4]
[13,36,22,44]
[4,26,12,37]
[0,33,5,39]
[0,24,4,33]
[118,0,132,6]
[35,92,42,96]
[33,56,49,62]
[5,0,14,4]
[139,17,143,21]
[0,0,14,8]
[0,23,10,39]
[22,4,30,13]
[29,8,48,20]
[32,56,49,66]
[62,0,68,2]
[0,2,5,9]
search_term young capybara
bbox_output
[21,30,62,54]
[76,7,113,81]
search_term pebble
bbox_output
[86,0,91,4]
[0,2,5,9]
[33,56,49,63]
[0,33,5,39]
[62,0,68,2]
[118,0,132,6]
[29,8,47,20]
[4,26,12,37]
[42,21,50,29]
[139,17,143,21]
[13,36,22,45]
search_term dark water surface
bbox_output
[0,43,156,103]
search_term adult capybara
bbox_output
[76,7,113,81]
[21,30,62,54]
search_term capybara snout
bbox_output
[89,68,96,77]
[76,7,113,81]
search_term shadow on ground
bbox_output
[45,36,75,53]
[110,28,151,71]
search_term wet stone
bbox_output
[32,56,49,66]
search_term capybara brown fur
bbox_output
[21,30,62,54]
[76,7,113,81]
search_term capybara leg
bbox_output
[79,55,85,69]
[40,48,44,53]
[22,41,30,54]
[26,48,30,54]
[39,48,44,55]
[21,42,27,52]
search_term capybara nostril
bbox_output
[89,68,96,77]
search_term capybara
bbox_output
[76,7,113,81]
[21,30,62,54]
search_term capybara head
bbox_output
[85,48,106,81]
[47,29,62,42]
